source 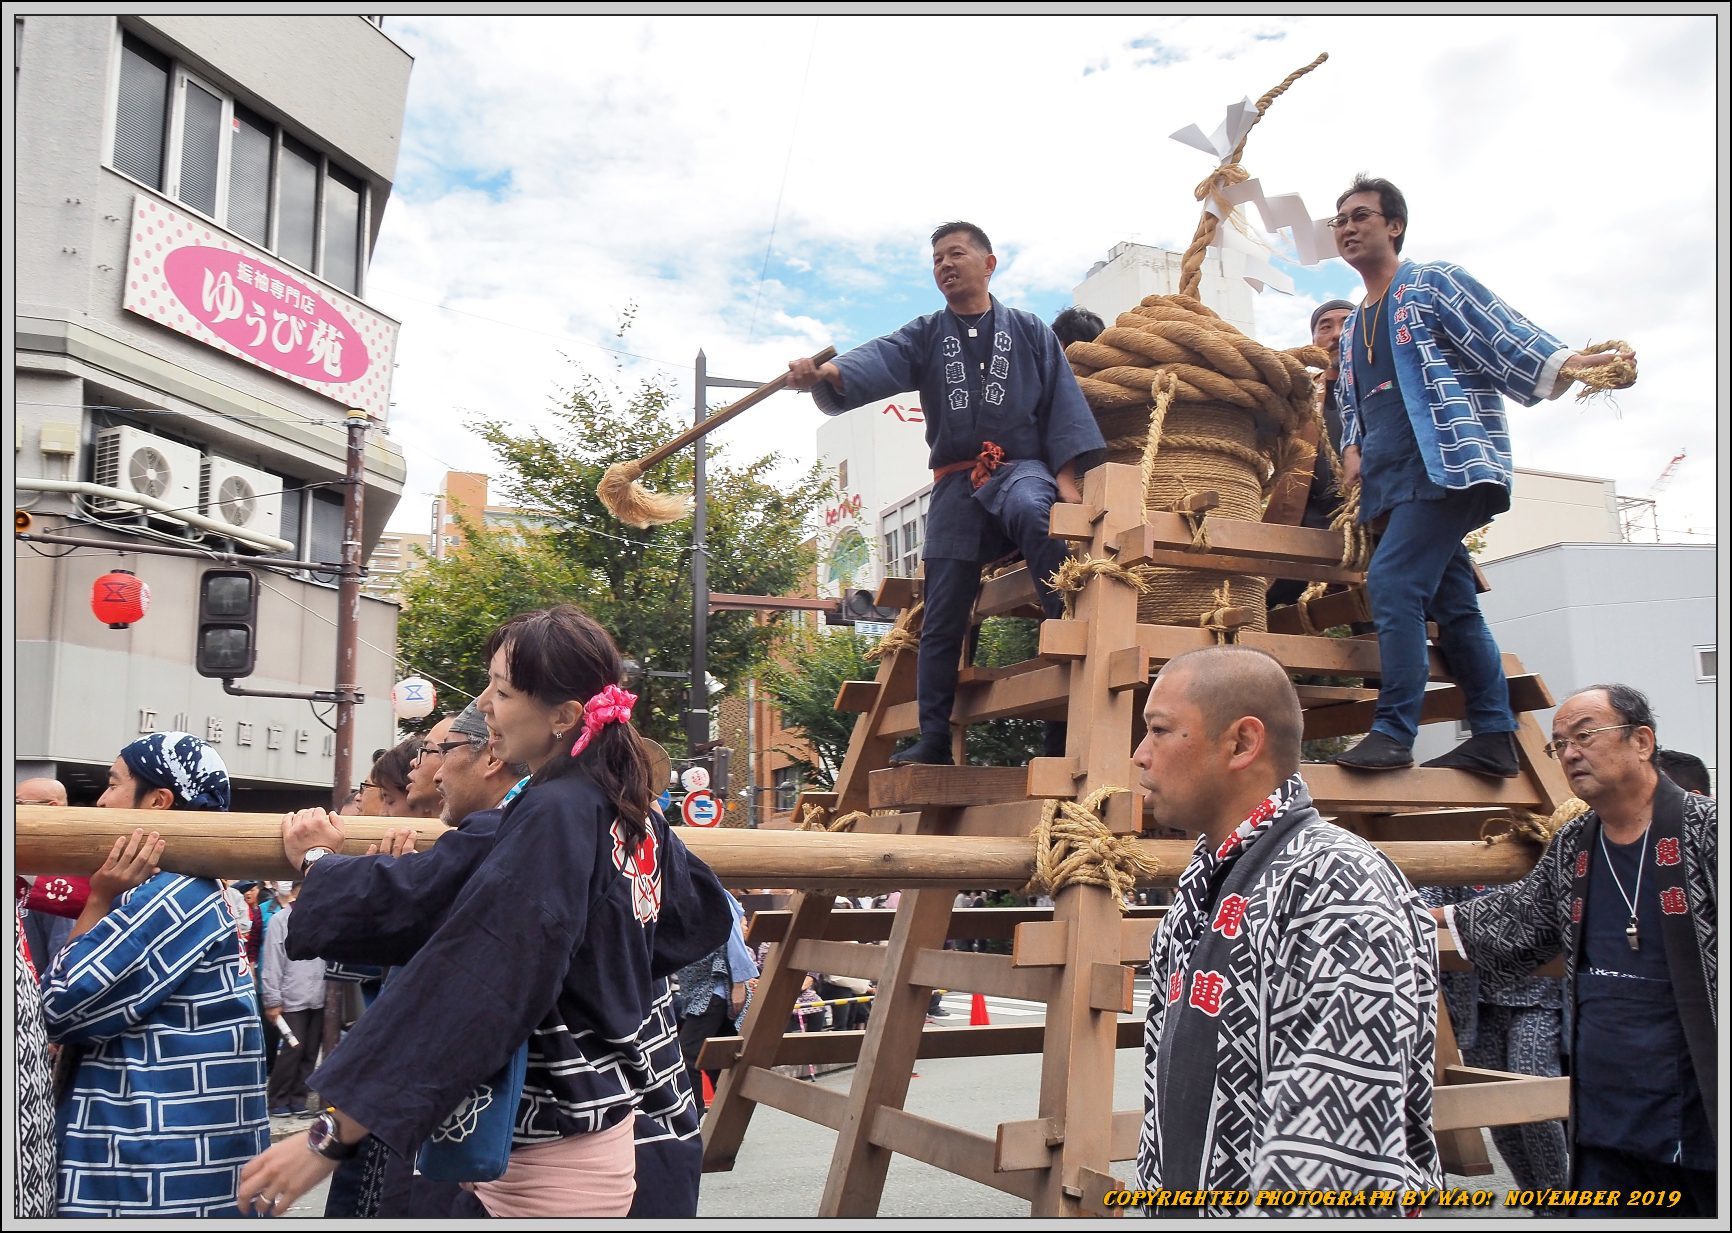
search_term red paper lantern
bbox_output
[91,569,151,629]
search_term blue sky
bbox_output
[364,14,1722,545]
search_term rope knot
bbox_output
[1024,786,1160,906]
[1048,555,1153,618]
[1198,581,1239,643]
[1481,797,1590,846]
[866,601,922,663]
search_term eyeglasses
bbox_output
[359,780,378,792]
[1542,724,1637,759]
[1325,208,1387,230]
[417,737,484,761]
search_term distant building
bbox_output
[13,15,413,807]
[363,471,555,597]
[1413,542,1716,788]
[1479,468,1621,563]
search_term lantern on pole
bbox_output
[391,676,437,720]
[91,569,150,629]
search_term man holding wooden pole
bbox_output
[787,221,1105,765]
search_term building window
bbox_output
[111,30,369,294]
[883,528,900,577]
[899,501,921,578]
[113,34,170,186]
[773,766,799,814]
[1695,646,1716,682]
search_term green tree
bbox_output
[419,364,826,750]
[760,621,875,789]
[964,616,1046,766]
[394,513,593,729]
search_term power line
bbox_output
[746,17,820,345]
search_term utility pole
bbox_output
[331,409,369,810]
[689,351,762,757]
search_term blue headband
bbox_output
[119,731,231,812]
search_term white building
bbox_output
[12,16,413,807]
[1413,543,1717,789]
[1480,468,1621,563]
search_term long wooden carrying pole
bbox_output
[14,806,1541,887]
[596,346,837,527]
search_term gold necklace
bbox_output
[1362,294,1384,367]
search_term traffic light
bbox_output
[843,588,900,623]
[196,569,259,679]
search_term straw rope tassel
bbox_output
[1482,797,1591,847]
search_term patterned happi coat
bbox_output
[1445,772,1717,1152]
[1136,776,1442,1207]
[810,296,1105,561]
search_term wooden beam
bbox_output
[1012,921,1070,967]
[835,680,880,712]
[737,1064,849,1130]
[1115,517,1359,570]
[868,766,1029,810]
[975,565,1043,621]
[1088,963,1135,1013]
[1266,585,1371,636]
[787,939,888,984]
[821,889,957,1216]
[908,949,1056,1004]
[1434,1074,1571,1131]
[698,1019,1147,1071]
[880,663,1071,734]
[874,576,920,609]
[868,1107,1038,1201]
[1119,917,1162,964]
[1302,674,1553,741]
[17,809,1542,889]
[996,1116,1063,1172]
[1298,764,1544,811]
[745,906,1163,947]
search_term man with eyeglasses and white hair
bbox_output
[1432,683,1717,1215]
[1325,174,1637,779]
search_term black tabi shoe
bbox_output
[1421,731,1520,778]
[888,734,954,766]
[1332,731,1415,771]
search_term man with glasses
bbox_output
[1325,175,1637,777]
[1433,684,1716,1214]
[402,716,457,820]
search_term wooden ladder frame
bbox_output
[701,462,1571,1214]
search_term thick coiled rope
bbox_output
[1024,786,1160,904]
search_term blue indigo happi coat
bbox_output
[812,298,1105,560]
[1337,260,1573,517]
[41,872,267,1217]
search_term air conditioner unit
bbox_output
[200,456,284,538]
[91,426,201,523]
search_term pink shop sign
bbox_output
[121,195,398,419]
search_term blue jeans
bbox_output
[1365,488,1514,747]
[919,472,1067,739]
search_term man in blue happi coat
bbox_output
[1325,176,1636,776]
[788,222,1106,765]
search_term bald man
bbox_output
[1132,646,1440,1210]
[16,777,67,807]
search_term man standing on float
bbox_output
[787,222,1105,765]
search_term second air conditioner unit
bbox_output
[91,426,202,524]
[201,456,284,539]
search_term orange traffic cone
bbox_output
[701,1070,715,1107]
[969,992,991,1026]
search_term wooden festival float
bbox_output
[17,54,1631,1220]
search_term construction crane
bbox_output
[1618,448,1687,542]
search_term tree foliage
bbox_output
[759,622,874,789]
[397,364,825,751]
[964,616,1045,766]
[393,513,590,731]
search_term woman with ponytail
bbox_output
[239,605,733,1217]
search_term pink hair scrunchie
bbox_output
[570,684,638,758]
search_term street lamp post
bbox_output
[690,350,763,756]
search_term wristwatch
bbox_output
[305,1109,362,1161]
[299,846,335,876]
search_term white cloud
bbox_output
[367,13,1721,544]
